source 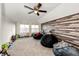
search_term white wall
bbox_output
[2,19,15,44]
[39,3,79,23]
[0,3,16,44]
[0,4,1,43]
[15,22,20,34]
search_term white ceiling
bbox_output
[4,3,61,24]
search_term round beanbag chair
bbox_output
[41,34,58,48]
[33,32,43,40]
[54,46,79,56]
[53,43,79,56]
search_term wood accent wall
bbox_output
[41,13,79,47]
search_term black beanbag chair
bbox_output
[41,34,58,48]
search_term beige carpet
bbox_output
[8,37,54,56]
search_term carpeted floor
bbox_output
[8,37,54,56]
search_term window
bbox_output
[20,24,29,33]
[31,25,39,33]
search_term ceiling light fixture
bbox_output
[34,11,38,14]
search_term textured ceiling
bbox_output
[4,3,61,24]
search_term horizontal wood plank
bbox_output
[41,13,79,47]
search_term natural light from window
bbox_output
[31,25,39,33]
[20,24,29,34]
